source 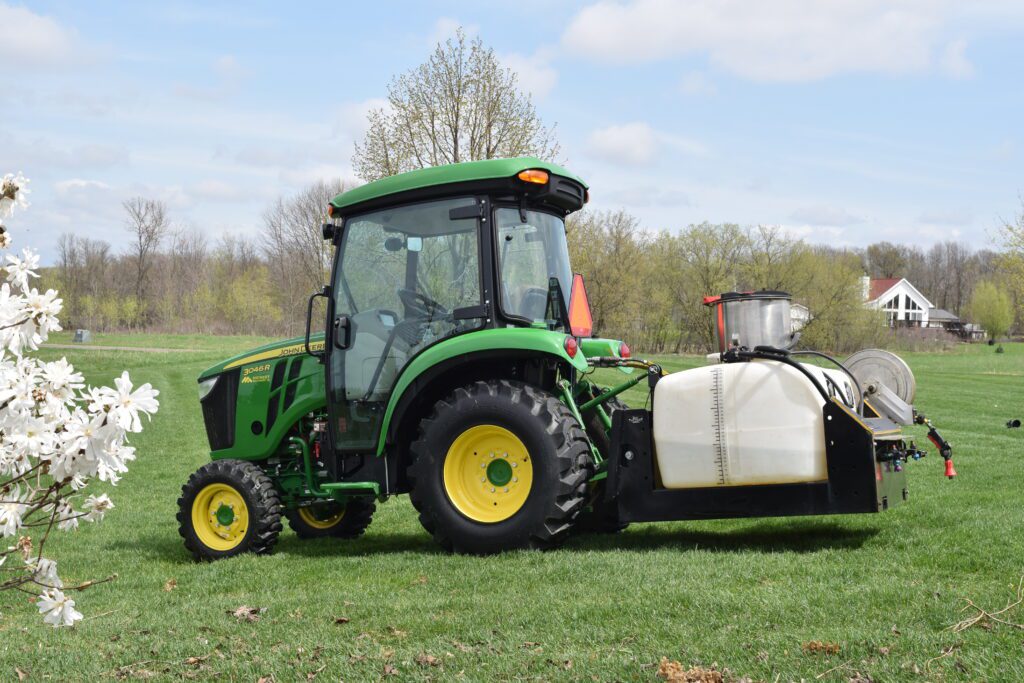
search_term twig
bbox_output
[84,609,119,621]
[948,576,1024,633]
[924,644,959,670]
[815,659,852,679]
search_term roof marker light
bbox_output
[517,169,549,185]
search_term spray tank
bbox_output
[650,291,955,490]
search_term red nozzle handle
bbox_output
[944,458,957,479]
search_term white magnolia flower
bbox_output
[55,499,79,532]
[6,248,40,291]
[0,487,28,537]
[8,415,56,459]
[33,557,63,588]
[36,589,82,627]
[0,172,30,220]
[0,168,158,625]
[107,372,160,432]
[82,493,113,522]
[42,358,85,399]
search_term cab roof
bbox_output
[329,157,586,216]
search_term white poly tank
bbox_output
[652,360,855,489]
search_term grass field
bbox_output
[2,337,1022,681]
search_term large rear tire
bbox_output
[177,459,283,561]
[285,498,376,539]
[407,380,591,554]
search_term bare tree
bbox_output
[353,28,560,181]
[122,197,169,315]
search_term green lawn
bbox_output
[3,339,1022,681]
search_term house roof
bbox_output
[929,308,960,322]
[867,277,935,309]
[869,278,901,300]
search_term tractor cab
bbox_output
[316,159,590,456]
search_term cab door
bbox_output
[326,196,485,452]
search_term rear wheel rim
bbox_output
[443,424,534,523]
[192,483,249,551]
[297,506,345,529]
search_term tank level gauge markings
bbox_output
[710,365,731,486]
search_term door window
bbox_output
[329,197,482,449]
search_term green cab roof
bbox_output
[329,157,586,215]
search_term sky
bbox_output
[2,0,1023,264]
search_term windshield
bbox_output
[495,207,573,329]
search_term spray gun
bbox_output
[913,410,956,479]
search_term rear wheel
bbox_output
[177,459,282,561]
[408,380,591,554]
[285,498,376,539]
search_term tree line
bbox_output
[46,189,1017,352]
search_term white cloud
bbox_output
[0,3,80,68]
[502,50,559,99]
[214,55,246,81]
[918,208,974,225]
[189,179,248,203]
[940,39,974,78]
[334,98,389,140]
[174,55,248,101]
[429,18,478,46]
[587,121,708,166]
[54,179,112,196]
[588,122,658,165]
[562,0,999,82]
[789,205,865,227]
[678,71,717,96]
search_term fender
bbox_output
[375,327,588,455]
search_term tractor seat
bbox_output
[517,287,548,321]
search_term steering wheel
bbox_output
[398,288,448,319]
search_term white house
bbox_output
[862,276,933,327]
[791,303,810,331]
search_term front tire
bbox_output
[177,459,283,561]
[285,498,376,539]
[408,380,591,554]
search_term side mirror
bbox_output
[305,287,330,359]
[321,223,335,241]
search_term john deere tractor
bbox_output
[178,157,953,560]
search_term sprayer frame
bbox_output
[604,400,908,524]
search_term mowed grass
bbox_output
[2,338,1023,681]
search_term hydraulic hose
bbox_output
[726,346,833,406]
[788,350,864,415]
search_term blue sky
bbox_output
[2,1,1023,264]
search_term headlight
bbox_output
[198,376,219,401]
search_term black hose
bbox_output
[788,350,864,415]
[732,347,833,405]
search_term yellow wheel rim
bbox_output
[443,424,534,523]
[191,483,250,551]
[298,506,345,529]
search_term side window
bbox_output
[337,221,405,315]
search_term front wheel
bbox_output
[285,498,376,539]
[177,459,283,561]
[407,380,592,554]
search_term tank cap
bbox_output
[715,290,792,302]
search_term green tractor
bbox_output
[178,157,952,560]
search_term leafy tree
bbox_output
[968,280,1014,341]
[865,241,907,279]
[353,29,560,181]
